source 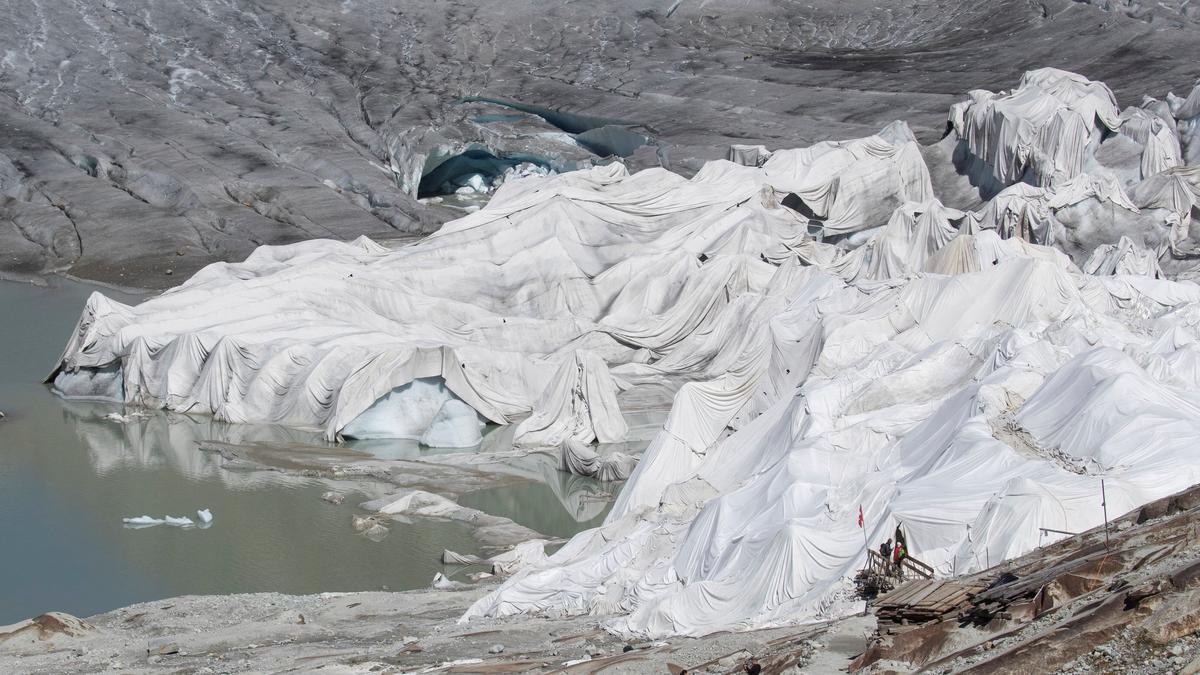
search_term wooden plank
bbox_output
[882,580,934,605]
[888,581,931,600]
[907,578,945,605]
[899,581,947,608]
[934,591,968,611]
[918,584,967,610]
[911,585,955,609]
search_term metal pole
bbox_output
[1101,479,1110,550]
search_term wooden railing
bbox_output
[865,549,893,576]
[865,549,934,581]
[900,555,934,580]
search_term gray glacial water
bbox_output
[0,279,610,624]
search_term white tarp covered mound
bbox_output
[51,68,1200,638]
[51,154,823,442]
[949,68,1121,187]
[761,121,934,237]
[465,257,1200,637]
[51,122,937,445]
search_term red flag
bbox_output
[858,505,864,528]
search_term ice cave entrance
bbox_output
[340,377,485,448]
[417,147,551,199]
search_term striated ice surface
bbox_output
[420,400,484,449]
[342,377,461,442]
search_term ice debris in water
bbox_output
[431,573,468,591]
[122,515,163,527]
[103,411,149,424]
[122,509,212,529]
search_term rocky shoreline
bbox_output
[4,482,1199,674]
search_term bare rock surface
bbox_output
[3,0,1200,287]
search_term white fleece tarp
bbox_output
[52,160,807,442]
[950,68,1121,187]
[53,126,932,443]
[762,121,935,237]
[559,439,638,482]
[513,351,627,448]
[466,258,1200,637]
[1083,236,1164,278]
[50,68,1200,639]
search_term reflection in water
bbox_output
[0,280,469,623]
[457,435,618,537]
[59,398,331,487]
[347,437,478,461]
[0,278,625,624]
[348,422,625,530]
[460,473,614,539]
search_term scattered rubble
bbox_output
[853,482,1200,673]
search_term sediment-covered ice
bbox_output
[52,68,1200,638]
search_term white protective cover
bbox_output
[53,160,807,443]
[761,121,935,237]
[50,68,1200,640]
[949,68,1121,187]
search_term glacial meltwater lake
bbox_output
[0,279,613,624]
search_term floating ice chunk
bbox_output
[124,514,199,528]
[103,410,149,424]
[196,509,213,524]
[466,173,487,193]
[431,572,468,591]
[363,523,389,542]
[420,400,483,448]
[123,515,164,526]
[451,172,488,193]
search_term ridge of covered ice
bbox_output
[53,67,1200,638]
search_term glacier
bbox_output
[50,68,1200,637]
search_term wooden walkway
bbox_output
[874,579,986,625]
[856,549,936,598]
